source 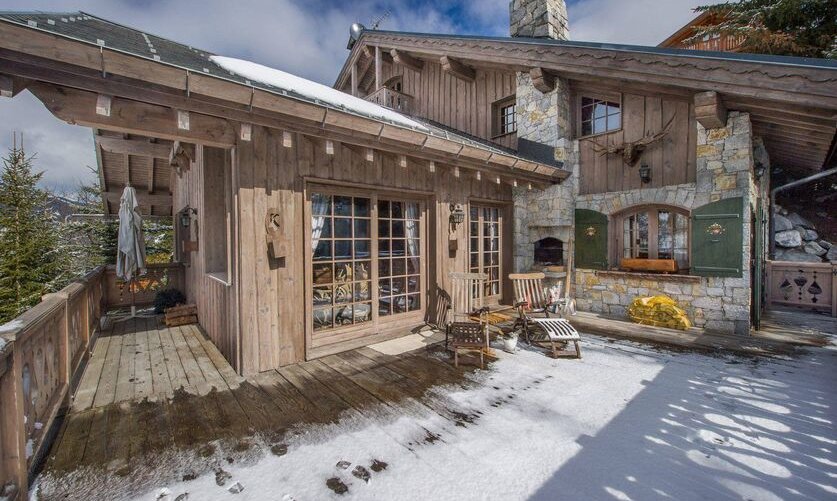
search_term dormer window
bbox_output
[579,94,621,137]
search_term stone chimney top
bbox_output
[510,0,569,40]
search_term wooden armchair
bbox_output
[446,272,489,362]
[509,272,581,359]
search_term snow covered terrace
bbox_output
[19,315,835,500]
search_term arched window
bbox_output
[615,205,689,271]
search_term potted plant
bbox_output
[501,329,520,353]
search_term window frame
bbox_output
[202,146,233,285]
[576,92,622,139]
[304,184,427,345]
[492,96,517,138]
[612,204,691,272]
[469,203,504,301]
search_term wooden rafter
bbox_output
[530,67,556,93]
[0,73,29,97]
[391,49,424,72]
[104,191,171,207]
[440,56,475,82]
[95,136,171,158]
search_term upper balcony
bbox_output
[364,87,413,115]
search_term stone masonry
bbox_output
[510,0,570,39]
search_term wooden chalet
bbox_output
[658,10,745,52]
[0,2,836,498]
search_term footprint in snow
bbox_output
[326,477,349,495]
[228,482,245,494]
[370,459,388,472]
[336,460,352,470]
[352,465,371,483]
[215,468,232,486]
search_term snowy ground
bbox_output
[39,334,837,500]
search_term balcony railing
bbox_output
[365,87,412,115]
[0,262,184,499]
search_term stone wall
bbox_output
[510,0,570,39]
[513,110,763,335]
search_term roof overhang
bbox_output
[336,30,837,176]
[0,19,567,214]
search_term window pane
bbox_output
[313,286,332,306]
[378,259,390,277]
[581,121,593,136]
[334,240,352,260]
[658,211,673,259]
[354,282,371,301]
[354,219,370,238]
[353,261,370,281]
[594,117,607,134]
[594,101,608,119]
[390,201,403,219]
[354,197,370,217]
[355,240,370,259]
[378,219,390,237]
[392,277,407,295]
[313,308,333,331]
[379,200,390,219]
[637,212,649,258]
[391,220,405,238]
[313,263,333,285]
[378,239,390,257]
[334,218,351,238]
[334,196,352,216]
[312,193,331,215]
[609,112,621,131]
[313,240,332,261]
[353,303,372,323]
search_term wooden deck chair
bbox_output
[449,322,485,368]
[509,272,581,359]
[446,272,489,352]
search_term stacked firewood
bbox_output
[164,304,198,327]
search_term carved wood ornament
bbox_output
[588,113,677,166]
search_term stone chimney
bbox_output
[511,0,577,274]
[510,0,570,39]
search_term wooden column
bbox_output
[351,63,358,97]
[374,46,382,90]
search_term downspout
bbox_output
[769,166,837,259]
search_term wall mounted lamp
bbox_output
[639,163,652,184]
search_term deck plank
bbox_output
[71,330,112,412]
[169,325,208,393]
[147,317,174,398]
[93,320,126,408]
[157,320,190,392]
[181,325,228,392]
[132,316,154,400]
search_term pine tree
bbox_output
[690,0,837,58]
[0,142,61,323]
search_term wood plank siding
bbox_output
[380,60,518,149]
[575,87,696,195]
[174,126,513,375]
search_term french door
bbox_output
[469,205,503,300]
[307,187,426,347]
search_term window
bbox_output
[492,97,516,136]
[310,191,424,335]
[469,205,502,298]
[618,206,689,270]
[202,146,232,283]
[579,96,621,137]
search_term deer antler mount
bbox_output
[589,114,677,167]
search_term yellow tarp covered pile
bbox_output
[627,295,692,330]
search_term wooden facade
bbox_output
[174,127,513,374]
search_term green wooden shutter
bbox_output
[575,209,608,270]
[691,197,744,277]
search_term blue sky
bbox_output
[0,0,702,192]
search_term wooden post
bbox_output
[832,262,836,317]
[374,46,382,91]
[1,347,28,498]
[351,64,358,97]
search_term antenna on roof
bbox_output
[370,9,391,30]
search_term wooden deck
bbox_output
[40,316,477,499]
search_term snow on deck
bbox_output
[37,335,837,500]
[210,56,428,131]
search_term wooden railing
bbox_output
[104,263,185,308]
[0,267,105,499]
[0,263,184,499]
[766,261,837,317]
[365,87,412,115]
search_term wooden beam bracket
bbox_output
[440,56,475,82]
[694,91,728,130]
[391,49,424,72]
[530,67,556,94]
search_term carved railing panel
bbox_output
[0,266,108,498]
[365,87,412,115]
[766,261,837,317]
[104,263,185,308]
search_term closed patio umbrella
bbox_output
[116,186,147,318]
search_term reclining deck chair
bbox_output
[510,272,581,358]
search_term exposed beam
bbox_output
[694,91,728,130]
[0,73,30,97]
[95,136,171,158]
[350,64,358,97]
[375,46,382,90]
[440,56,475,82]
[104,190,171,207]
[28,82,236,148]
[391,49,424,72]
[529,67,555,93]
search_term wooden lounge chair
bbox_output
[510,272,581,359]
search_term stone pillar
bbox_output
[510,0,570,39]
[510,0,577,273]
